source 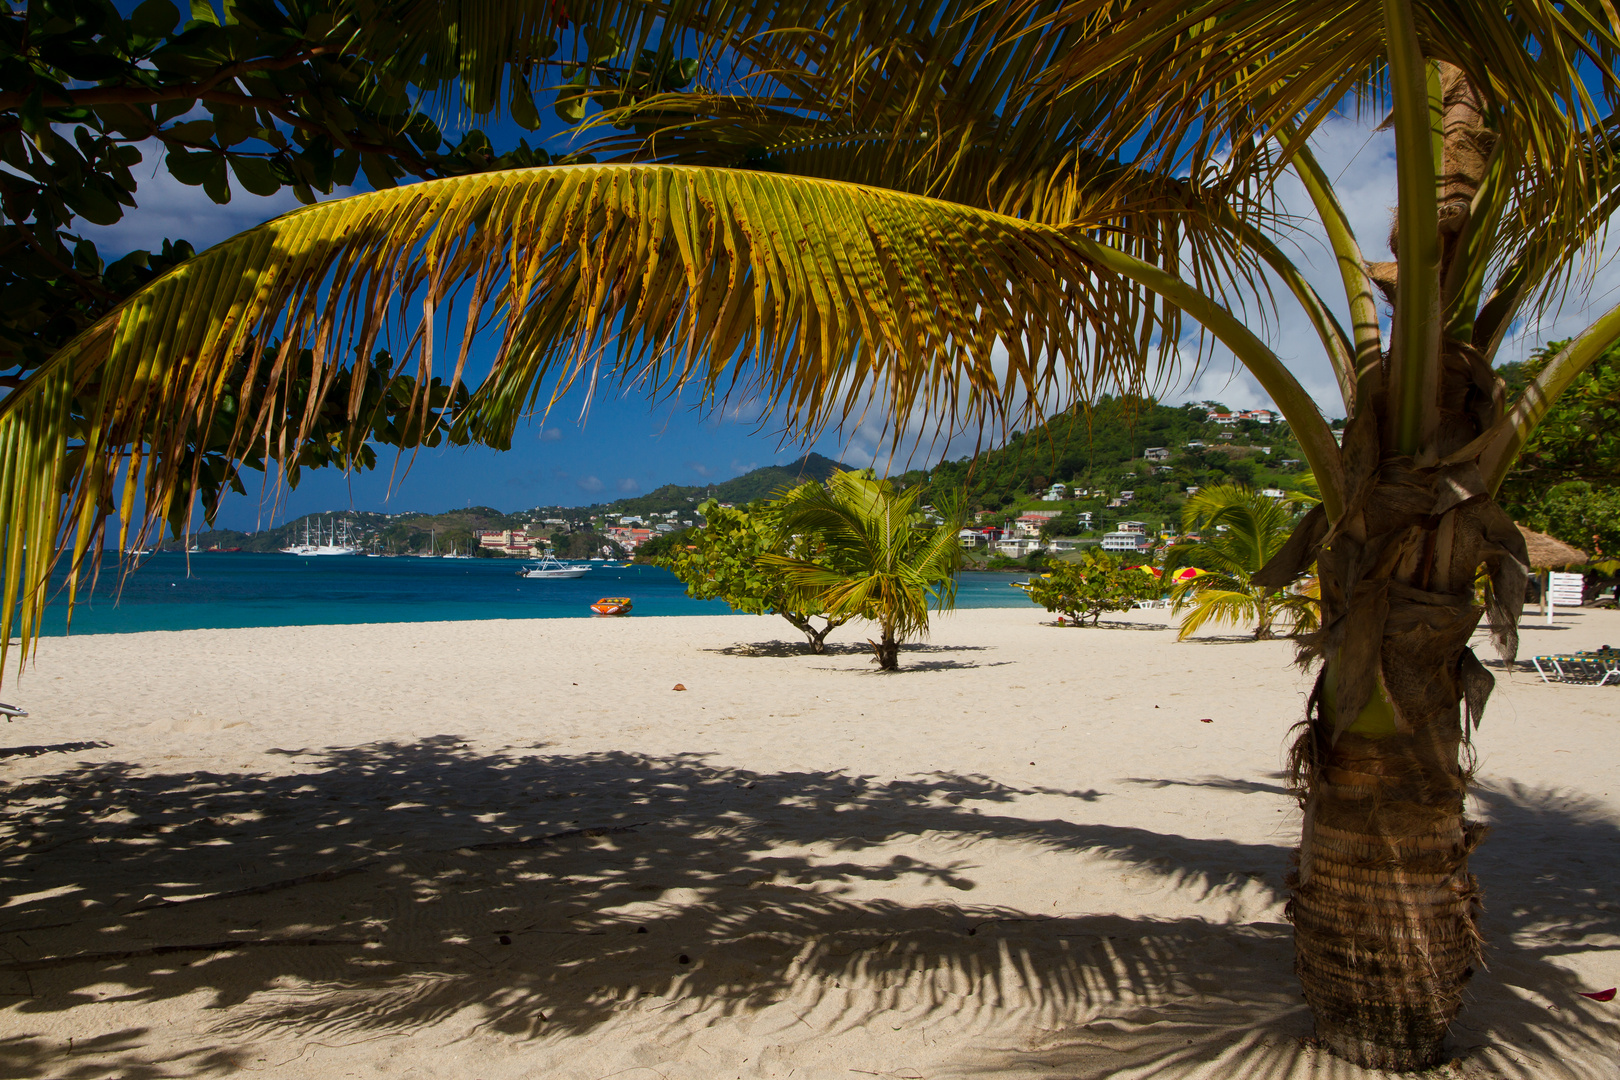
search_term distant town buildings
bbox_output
[606,526,655,550]
[1206,408,1277,425]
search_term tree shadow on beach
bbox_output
[1122,772,1293,798]
[709,640,992,660]
[0,741,1612,1079]
[0,741,111,761]
[1059,619,1169,632]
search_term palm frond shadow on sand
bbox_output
[0,739,1612,1079]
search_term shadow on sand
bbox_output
[0,739,1613,1078]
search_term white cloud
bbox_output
[539,427,564,442]
[576,475,603,492]
[616,477,640,492]
[687,462,712,477]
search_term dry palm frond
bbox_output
[0,164,1158,678]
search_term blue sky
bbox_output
[74,47,1616,532]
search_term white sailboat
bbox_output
[282,516,361,555]
[309,516,361,556]
[280,518,319,556]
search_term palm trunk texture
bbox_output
[1253,69,1531,1070]
[872,625,900,670]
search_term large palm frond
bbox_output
[378,0,1277,335]
[0,165,1147,672]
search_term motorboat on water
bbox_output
[590,597,633,616]
[517,555,589,579]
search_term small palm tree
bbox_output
[763,471,964,670]
[1167,485,1320,640]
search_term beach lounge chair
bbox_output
[0,703,26,720]
[1532,649,1620,685]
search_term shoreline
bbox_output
[3,607,1616,1079]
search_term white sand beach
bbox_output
[1,606,1616,1079]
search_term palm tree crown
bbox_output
[763,470,964,670]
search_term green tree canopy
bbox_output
[1497,339,1620,557]
[1022,548,1160,626]
[654,496,852,653]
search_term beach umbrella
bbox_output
[1516,525,1587,569]
[1171,567,1205,583]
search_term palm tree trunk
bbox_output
[1289,699,1483,1069]
[1254,66,1532,1068]
[1254,593,1275,639]
[871,620,900,670]
[1263,434,1527,1070]
[782,613,830,654]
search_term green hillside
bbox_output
[906,395,1320,537]
[596,453,849,518]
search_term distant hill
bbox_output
[168,407,1322,554]
[910,395,1315,534]
[601,453,850,517]
[712,453,848,503]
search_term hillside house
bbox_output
[1101,531,1154,553]
[995,537,1044,558]
[1015,511,1062,537]
[1207,408,1277,426]
[1144,447,1171,462]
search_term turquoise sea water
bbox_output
[40,553,1030,636]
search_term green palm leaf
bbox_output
[1167,483,1319,640]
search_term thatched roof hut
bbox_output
[1517,525,1587,569]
